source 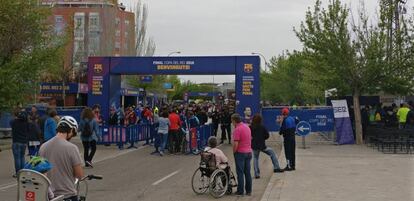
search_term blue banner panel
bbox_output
[109,56,237,75]
[187,92,221,97]
[40,83,78,94]
[236,57,260,122]
[262,108,335,132]
[88,57,110,121]
[335,117,355,144]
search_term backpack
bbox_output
[82,121,93,137]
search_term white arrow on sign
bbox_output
[298,126,310,132]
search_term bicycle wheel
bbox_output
[191,168,209,195]
[209,169,228,198]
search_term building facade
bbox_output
[39,0,135,106]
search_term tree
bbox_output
[124,0,160,104]
[260,51,323,105]
[134,0,156,56]
[295,0,414,144]
[0,0,63,111]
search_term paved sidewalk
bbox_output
[261,137,414,201]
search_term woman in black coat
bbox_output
[250,114,283,179]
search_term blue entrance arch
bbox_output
[87,56,260,122]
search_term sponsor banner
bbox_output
[40,83,78,94]
[331,99,355,144]
[331,100,350,118]
[120,88,140,96]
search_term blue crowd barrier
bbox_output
[97,124,155,149]
[97,123,212,151]
[187,124,213,154]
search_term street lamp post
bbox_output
[251,52,269,72]
[167,51,181,56]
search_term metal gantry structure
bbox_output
[382,0,408,63]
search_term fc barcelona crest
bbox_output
[94,64,103,74]
[244,64,253,73]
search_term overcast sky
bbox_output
[120,0,412,83]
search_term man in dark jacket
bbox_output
[197,109,208,125]
[10,111,29,177]
[27,121,42,157]
[279,108,296,171]
[361,105,370,141]
[250,114,283,179]
[211,108,220,137]
[220,109,232,144]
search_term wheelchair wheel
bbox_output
[228,171,237,188]
[191,168,209,195]
[209,169,228,198]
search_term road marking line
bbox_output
[152,170,180,186]
[0,183,17,191]
[0,145,149,191]
[95,145,148,164]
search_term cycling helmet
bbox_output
[24,156,52,173]
[57,116,78,130]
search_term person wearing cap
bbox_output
[279,108,297,171]
[10,111,29,178]
[231,113,253,196]
[39,116,84,201]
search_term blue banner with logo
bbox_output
[88,56,260,122]
[262,108,335,132]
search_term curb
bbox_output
[0,144,11,151]
[260,173,285,201]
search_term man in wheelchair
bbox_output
[202,137,236,190]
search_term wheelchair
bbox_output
[191,151,237,198]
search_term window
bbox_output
[125,31,128,37]
[115,30,121,37]
[125,20,130,26]
[115,18,120,27]
[55,15,63,23]
[115,42,121,51]
[74,13,85,39]
[55,15,64,34]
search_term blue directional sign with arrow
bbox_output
[296,121,311,136]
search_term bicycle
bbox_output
[75,174,103,201]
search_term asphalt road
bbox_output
[0,134,284,201]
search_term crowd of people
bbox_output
[8,100,301,199]
[360,101,414,139]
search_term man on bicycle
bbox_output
[39,116,84,201]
